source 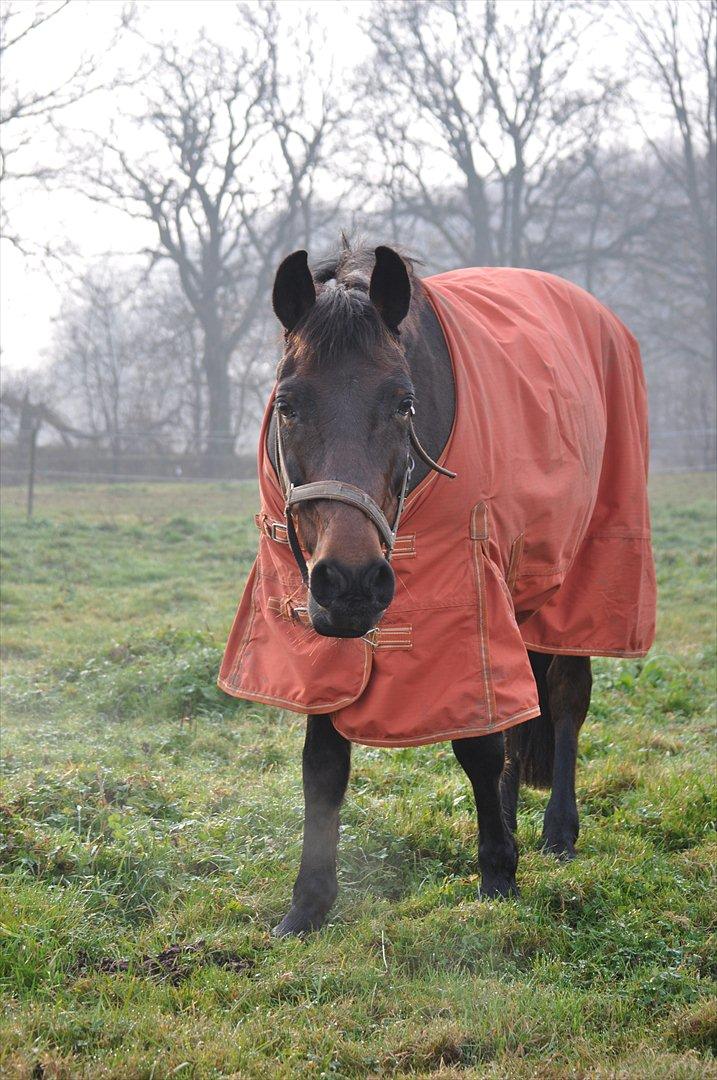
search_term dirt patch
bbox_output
[72,940,255,985]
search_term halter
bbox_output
[274,406,456,585]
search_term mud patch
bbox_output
[73,940,255,985]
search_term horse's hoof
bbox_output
[272,906,324,937]
[480,878,519,900]
[542,834,577,861]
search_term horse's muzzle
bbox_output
[308,557,395,637]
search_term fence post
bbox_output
[26,423,39,520]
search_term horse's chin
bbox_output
[312,623,368,639]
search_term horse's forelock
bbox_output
[286,283,398,373]
[280,238,417,375]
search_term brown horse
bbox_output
[263,242,601,937]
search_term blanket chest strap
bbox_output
[268,595,411,648]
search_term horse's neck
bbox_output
[404,282,456,491]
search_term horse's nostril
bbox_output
[310,560,349,606]
[310,558,394,611]
[362,560,395,608]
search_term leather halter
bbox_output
[274,406,456,584]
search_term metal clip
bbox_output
[269,521,288,543]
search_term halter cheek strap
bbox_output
[408,411,457,479]
[274,407,454,585]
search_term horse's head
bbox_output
[271,245,416,639]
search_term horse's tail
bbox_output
[510,710,554,788]
[507,652,554,789]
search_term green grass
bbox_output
[1,474,715,1079]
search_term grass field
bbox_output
[1,474,715,1079]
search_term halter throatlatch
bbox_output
[274,404,456,585]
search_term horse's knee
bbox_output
[303,715,351,804]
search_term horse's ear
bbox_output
[369,246,411,331]
[272,250,316,333]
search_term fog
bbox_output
[1,0,715,474]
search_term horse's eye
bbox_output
[275,399,296,420]
[395,398,415,418]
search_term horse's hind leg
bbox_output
[273,715,351,937]
[452,732,519,898]
[542,655,592,859]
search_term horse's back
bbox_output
[422,266,656,659]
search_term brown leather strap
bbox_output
[259,515,416,558]
[409,414,457,479]
[391,533,416,558]
[286,481,395,551]
[362,624,413,649]
[255,514,289,544]
[267,596,311,626]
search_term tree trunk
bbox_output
[203,335,234,477]
[189,350,203,456]
[509,149,524,268]
[17,391,33,450]
[464,162,494,266]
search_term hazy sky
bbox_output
[0,0,374,373]
[0,0,645,374]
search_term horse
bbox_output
[219,240,655,937]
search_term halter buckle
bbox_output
[269,521,289,543]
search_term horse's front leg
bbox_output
[273,714,351,937]
[499,752,520,834]
[452,732,519,898]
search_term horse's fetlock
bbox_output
[273,902,328,937]
[479,835,518,880]
[480,875,520,900]
[543,801,579,843]
[292,868,338,912]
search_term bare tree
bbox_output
[0,0,127,252]
[49,267,190,462]
[623,0,716,373]
[362,0,619,269]
[526,145,664,289]
[82,3,343,470]
[139,277,206,455]
[0,365,84,448]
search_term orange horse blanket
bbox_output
[219,268,656,746]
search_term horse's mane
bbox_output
[312,235,419,288]
[285,238,420,366]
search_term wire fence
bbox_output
[1,429,714,520]
[0,467,257,484]
[0,439,257,488]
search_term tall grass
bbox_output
[1,476,715,1078]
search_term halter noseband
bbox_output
[274,406,456,585]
